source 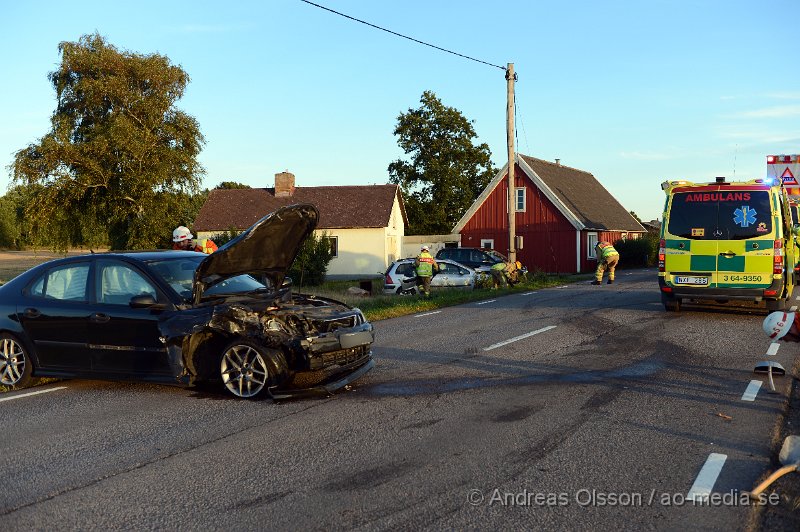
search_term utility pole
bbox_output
[506,63,517,263]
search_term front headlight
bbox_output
[265,318,286,332]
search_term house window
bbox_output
[587,232,598,259]
[323,236,338,258]
[481,239,494,250]
[515,188,526,212]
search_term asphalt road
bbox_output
[1,269,796,530]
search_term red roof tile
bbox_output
[521,155,646,232]
[193,184,405,231]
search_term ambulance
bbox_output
[658,174,798,312]
[768,154,800,223]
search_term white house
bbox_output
[193,172,408,278]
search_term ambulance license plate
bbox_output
[675,276,709,285]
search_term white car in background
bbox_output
[382,258,476,295]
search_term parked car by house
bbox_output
[382,258,476,295]
[0,204,374,400]
[435,247,507,272]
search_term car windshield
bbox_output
[485,250,507,262]
[667,190,773,240]
[146,256,268,299]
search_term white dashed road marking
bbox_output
[522,292,536,296]
[0,386,69,403]
[687,453,727,502]
[414,311,441,318]
[766,343,780,356]
[476,300,496,305]
[741,380,763,402]
[483,326,556,351]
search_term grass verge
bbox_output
[305,272,589,322]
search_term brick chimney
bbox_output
[274,171,295,197]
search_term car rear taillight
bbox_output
[764,289,778,297]
[658,239,666,272]
[774,240,784,274]
[385,274,393,285]
[661,286,672,293]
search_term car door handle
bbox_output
[89,313,111,324]
[719,251,737,258]
[23,308,41,319]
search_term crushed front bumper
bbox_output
[270,356,375,400]
[300,322,374,371]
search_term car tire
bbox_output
[219,340,285,399]
[0,333,34,389]
[664,299,681,312]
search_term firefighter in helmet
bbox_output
[172,226,218,254]
[592,241,619,285]
[414,245,439,297]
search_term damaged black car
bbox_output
[0,204,374,399]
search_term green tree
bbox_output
[214,181,251,189]
[213,226,243,247]
[10,33,205,251]
[0,195,20,249]
[288,231,335,286]
[389,91,496,235]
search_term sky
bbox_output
[2,0,799,223]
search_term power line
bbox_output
[299,0,506,71]
[515,99,530,156]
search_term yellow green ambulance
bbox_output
[659,177,798,312]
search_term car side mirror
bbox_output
[129,294,158,308]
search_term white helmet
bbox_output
[421,245,429,252]
[763,311,795,340]
[172,226,193,242]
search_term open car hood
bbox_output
[193,204,319,302]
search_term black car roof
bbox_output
[104,250,205,262]
[2,251,203,284]
[38,250,204,263]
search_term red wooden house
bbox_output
[453,154,645,274]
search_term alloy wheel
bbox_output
[220,344,269,398]
[0,337,26,386]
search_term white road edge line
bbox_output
[522,291,536,296]
[741,380,763,402]
[687,453,727,502]
[476,300,496,305]
[483,326,556,351]
[0,386,69,403]
[415,311,442,318]
[766,343,780,356]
